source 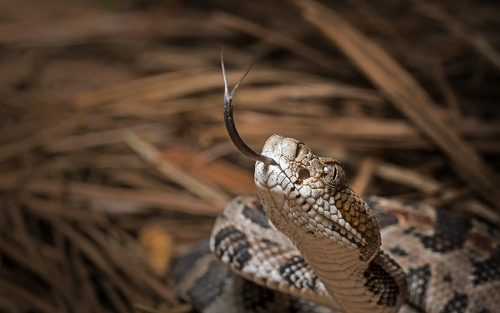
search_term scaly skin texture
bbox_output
[254,134,407,313]
[176,60,500,312]
[176,133,500,313]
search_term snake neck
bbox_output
[297,239,407,313]
[258,183,407,313]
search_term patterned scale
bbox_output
[174,195,500,313]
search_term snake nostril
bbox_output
[298,169,310,180]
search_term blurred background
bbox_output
[0,0,499,312]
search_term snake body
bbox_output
[174,59,500,313]
[175,135,500,313]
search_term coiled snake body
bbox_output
[174,58,500,313]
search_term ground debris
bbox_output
[0,0,499,312]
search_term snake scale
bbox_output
[173,54,500,313]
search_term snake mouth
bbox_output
[254,135,367,248]
[221,48,278,167]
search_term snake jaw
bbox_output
[255,134,381,261]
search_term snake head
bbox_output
[255,134,380,261]
[220,51,379,261]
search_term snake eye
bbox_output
[322,162,345,186]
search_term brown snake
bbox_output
[174,53,500,313]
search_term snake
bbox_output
[173,53,500,313]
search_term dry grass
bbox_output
[0,0,499,312]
